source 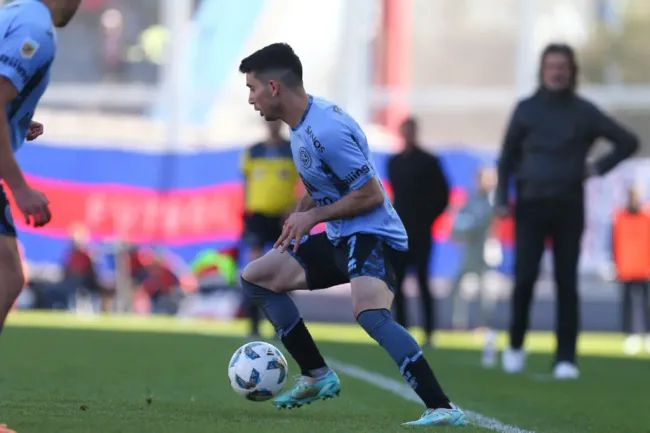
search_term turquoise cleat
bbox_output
[273,370,341,409]
[403,404,469,426]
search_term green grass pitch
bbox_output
[0,311,646,433]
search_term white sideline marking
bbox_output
[327,358,536,433]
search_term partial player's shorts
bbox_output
[287,232,399,292]
[0,184,16,237]
[243,212,283,250]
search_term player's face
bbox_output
[542,52,571,91]
[246,72,282,121]
[54,0,83,28]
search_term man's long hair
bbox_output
[538,43,579,91]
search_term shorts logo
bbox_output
[298,147,312,169]
[20,39,39,59]
[289,235,309,246]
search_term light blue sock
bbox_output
[241,277,301,337]
[357,308,421,366]
[357,308,451,408]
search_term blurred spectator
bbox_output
[100,8,126,82]
[138,254,181,315]
[450,166,498,329]
[611,185,650,355]
[240,120,298,338]
[497,43,638,379]
[44,224,102,310]
[388,116,450,347]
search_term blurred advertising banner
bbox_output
[12,141,644,279]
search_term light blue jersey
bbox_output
[290,96,408,251]
[0,0,56,153]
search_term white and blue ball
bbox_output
[228,341,288,401]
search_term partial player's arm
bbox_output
[275,125,384,252]
[308,128,383,223]
[0,77,25,190]
[0,25,55,226]
[294,192,316,212]
[309,179,383,223]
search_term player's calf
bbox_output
[0,236,25,335]
[351,276,452,411]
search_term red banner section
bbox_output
[14,176,245,243]
[10,176,514,245]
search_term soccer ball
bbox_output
[228,341,288,401]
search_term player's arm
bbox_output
[309,129,383,223]
[295,192,316,212]
[0,26,53,189]
[0,25,55,226]
[275,128,384,252]
[310,179,383,223]
[0,77,25,189]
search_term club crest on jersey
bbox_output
[298,147,312,169]
[20,38,39,59]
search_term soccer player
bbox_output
[238,43,468,427]
[0,0,82,339]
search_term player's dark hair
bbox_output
[538,43,579,91]
[239,43,303,88]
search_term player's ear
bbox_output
[268,80,280,97]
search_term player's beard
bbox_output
[263,113,281,121]
[260,104,282,122]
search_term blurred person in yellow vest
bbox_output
[611,185,650,354]
[240,120,298,338]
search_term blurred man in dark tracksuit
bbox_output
[497,43,638,379]
[388,117,450,347]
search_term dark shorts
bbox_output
[0,184,16,237]
[243,212,283,249]
[287,232,399,292]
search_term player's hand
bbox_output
[26,121,44,141]
[11,184,51,227]
[274,211,318,253]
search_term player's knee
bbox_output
[241,259,281,293]
[350,276,393,318]
[242,249,306,293]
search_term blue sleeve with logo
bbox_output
[318,122,375,191]
[0,23,55,93]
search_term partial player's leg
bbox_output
[0,189,24,338]
[391,247,408,327]
[241,213,266,337]
[346,235,467,426]
[240,233,346,408]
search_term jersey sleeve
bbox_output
[319,123,375,191]
[0,24,55,93]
